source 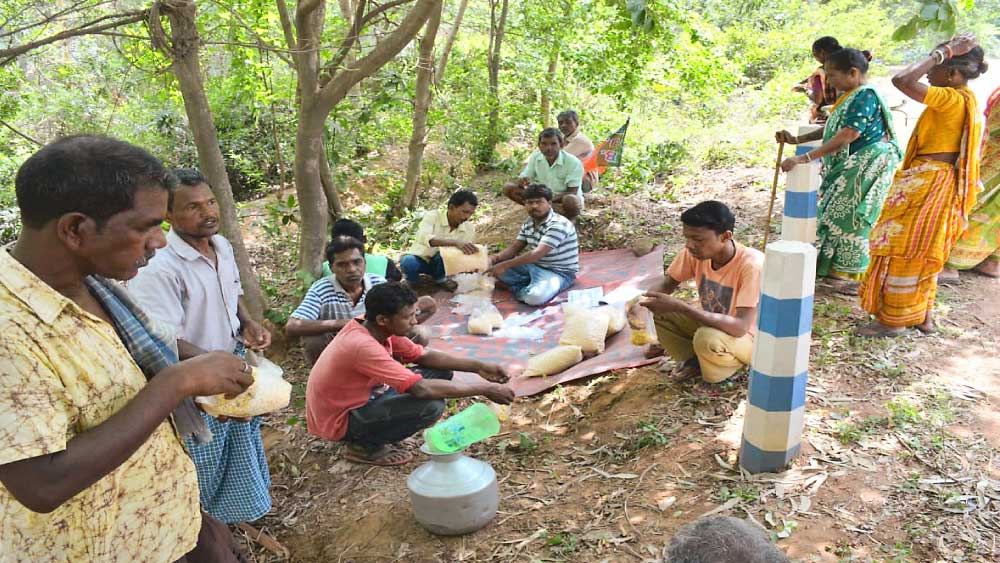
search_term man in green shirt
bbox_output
[503,128,585,220]
[321,218,402,281]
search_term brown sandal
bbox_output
[343,445,414,466]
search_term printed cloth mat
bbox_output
[425,246,665,396]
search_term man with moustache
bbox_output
[0,135,253,561]
[489,184,579,305]
[129,169,274,528]
[502,128,585,220]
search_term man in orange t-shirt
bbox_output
[306,282,515,465]
[637,201,763,384]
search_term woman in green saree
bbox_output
[777,48,902,290]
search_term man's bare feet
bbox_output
[856,321,906,338]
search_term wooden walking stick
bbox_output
[762,140,785,250]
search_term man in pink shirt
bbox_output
[636,201,763,384]
[306,282,515,465]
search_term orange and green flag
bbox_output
[582,119,630,175]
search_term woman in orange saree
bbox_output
[858,34,988,337]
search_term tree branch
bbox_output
[275,0,298,68]
[0,0,113,39]
[321,0,368,84]
[317,0,439,109]
[359,0,416,30]
[0,117,43,146]
[204,0,292,67]
[0,10,147,65]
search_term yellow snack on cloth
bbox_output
[559,307,610,354]
[440,245,489,275]
[522,345,583,377]
[196,357,291,418]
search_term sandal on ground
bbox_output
[668,358,701,382]
[855,322,906,338]
[342,445,414,466]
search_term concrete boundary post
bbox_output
[740,240,817,474]
[780,124,822,244]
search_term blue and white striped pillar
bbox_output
[740,240,816,474]
[780,125,822,244]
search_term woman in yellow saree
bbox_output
[941,86,1000,279]
[858,34,988,337]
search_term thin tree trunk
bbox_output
[540,50,558,127]
[482,0,509,166]
[153,0,266,319]
[433,0,467,86]
[318,143,343,218]
[293,101,331,278]
[399,1,442,213]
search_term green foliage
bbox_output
[892,1,966,41]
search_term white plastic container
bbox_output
[407,444,498,535]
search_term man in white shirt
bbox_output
[400,189,479,289]
[129,169,274,527]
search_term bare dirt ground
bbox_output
[236,151,1000,562]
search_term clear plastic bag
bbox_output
[454,272,496,296]
[468,303,503,335]
[196,357,292,418]
[627,303,658,346]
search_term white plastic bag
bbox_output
[440,244,490,275]
[196,357,291,418]
[559,306,610,354]
[522,345,583,377]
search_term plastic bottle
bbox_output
[424,403,501,453]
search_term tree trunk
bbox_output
[482,0,510,166]
[433,0,468,86]
[293,100,331,278]
[540,50,559,127]
[318,142,343,218]
[288,0,441,276]
[399,1,442,213]
[154,0,267,319]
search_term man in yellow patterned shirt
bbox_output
[0,135,254,562]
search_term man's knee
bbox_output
[416,295,437,318]
[561,195,581,218]
[521,285,553,306]
[400,254,422,274]
[692,327,732,356]
[417,399,446,427]
[303,333,334,366]
[503,183,525,203]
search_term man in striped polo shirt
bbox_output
[489,184,578,305]
[286,236,436,364]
